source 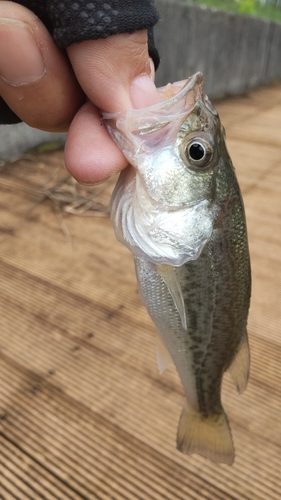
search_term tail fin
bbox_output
[177,405,234,465]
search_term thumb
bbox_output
[66,29,161,112]
[64,30,161,184]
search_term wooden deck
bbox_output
[1,83,281,499]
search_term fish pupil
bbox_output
[189,143,205,161]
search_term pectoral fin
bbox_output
[228,332,250,394]
[155,334,173,374]
[157,264,187,330]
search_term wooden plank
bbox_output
[1,266,281,498]
[1,83,281,499]
[0,360,228,500]
[0,436,81,500]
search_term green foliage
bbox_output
[236,0,256,15]
[187,0,281,23]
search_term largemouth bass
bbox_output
[103,73,251,465]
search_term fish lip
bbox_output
[102,72,204,121]
[156,72,204,108]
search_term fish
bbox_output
[103,72,251,465]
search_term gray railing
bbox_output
[154,0,281,98]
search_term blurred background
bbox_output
[154,0,281,96]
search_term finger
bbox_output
[65,31,161,182]
[64,54,161,183]
[0,2,84,131]
[66,30,161,112]
[65,100,127,184]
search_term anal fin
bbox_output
[157,264,187,330]
[228,332,250,394]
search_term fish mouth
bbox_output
[103,72,217,141]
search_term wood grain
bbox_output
[1,83,281,499]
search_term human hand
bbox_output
[0,1,161,183]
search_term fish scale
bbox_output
[104,72,251,465]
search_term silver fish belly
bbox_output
[103,73,251,465]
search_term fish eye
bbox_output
[183,138,213,170]
[188,142,205,161]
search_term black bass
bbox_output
[103,73,251,465]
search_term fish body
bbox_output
[103,73,251,465]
